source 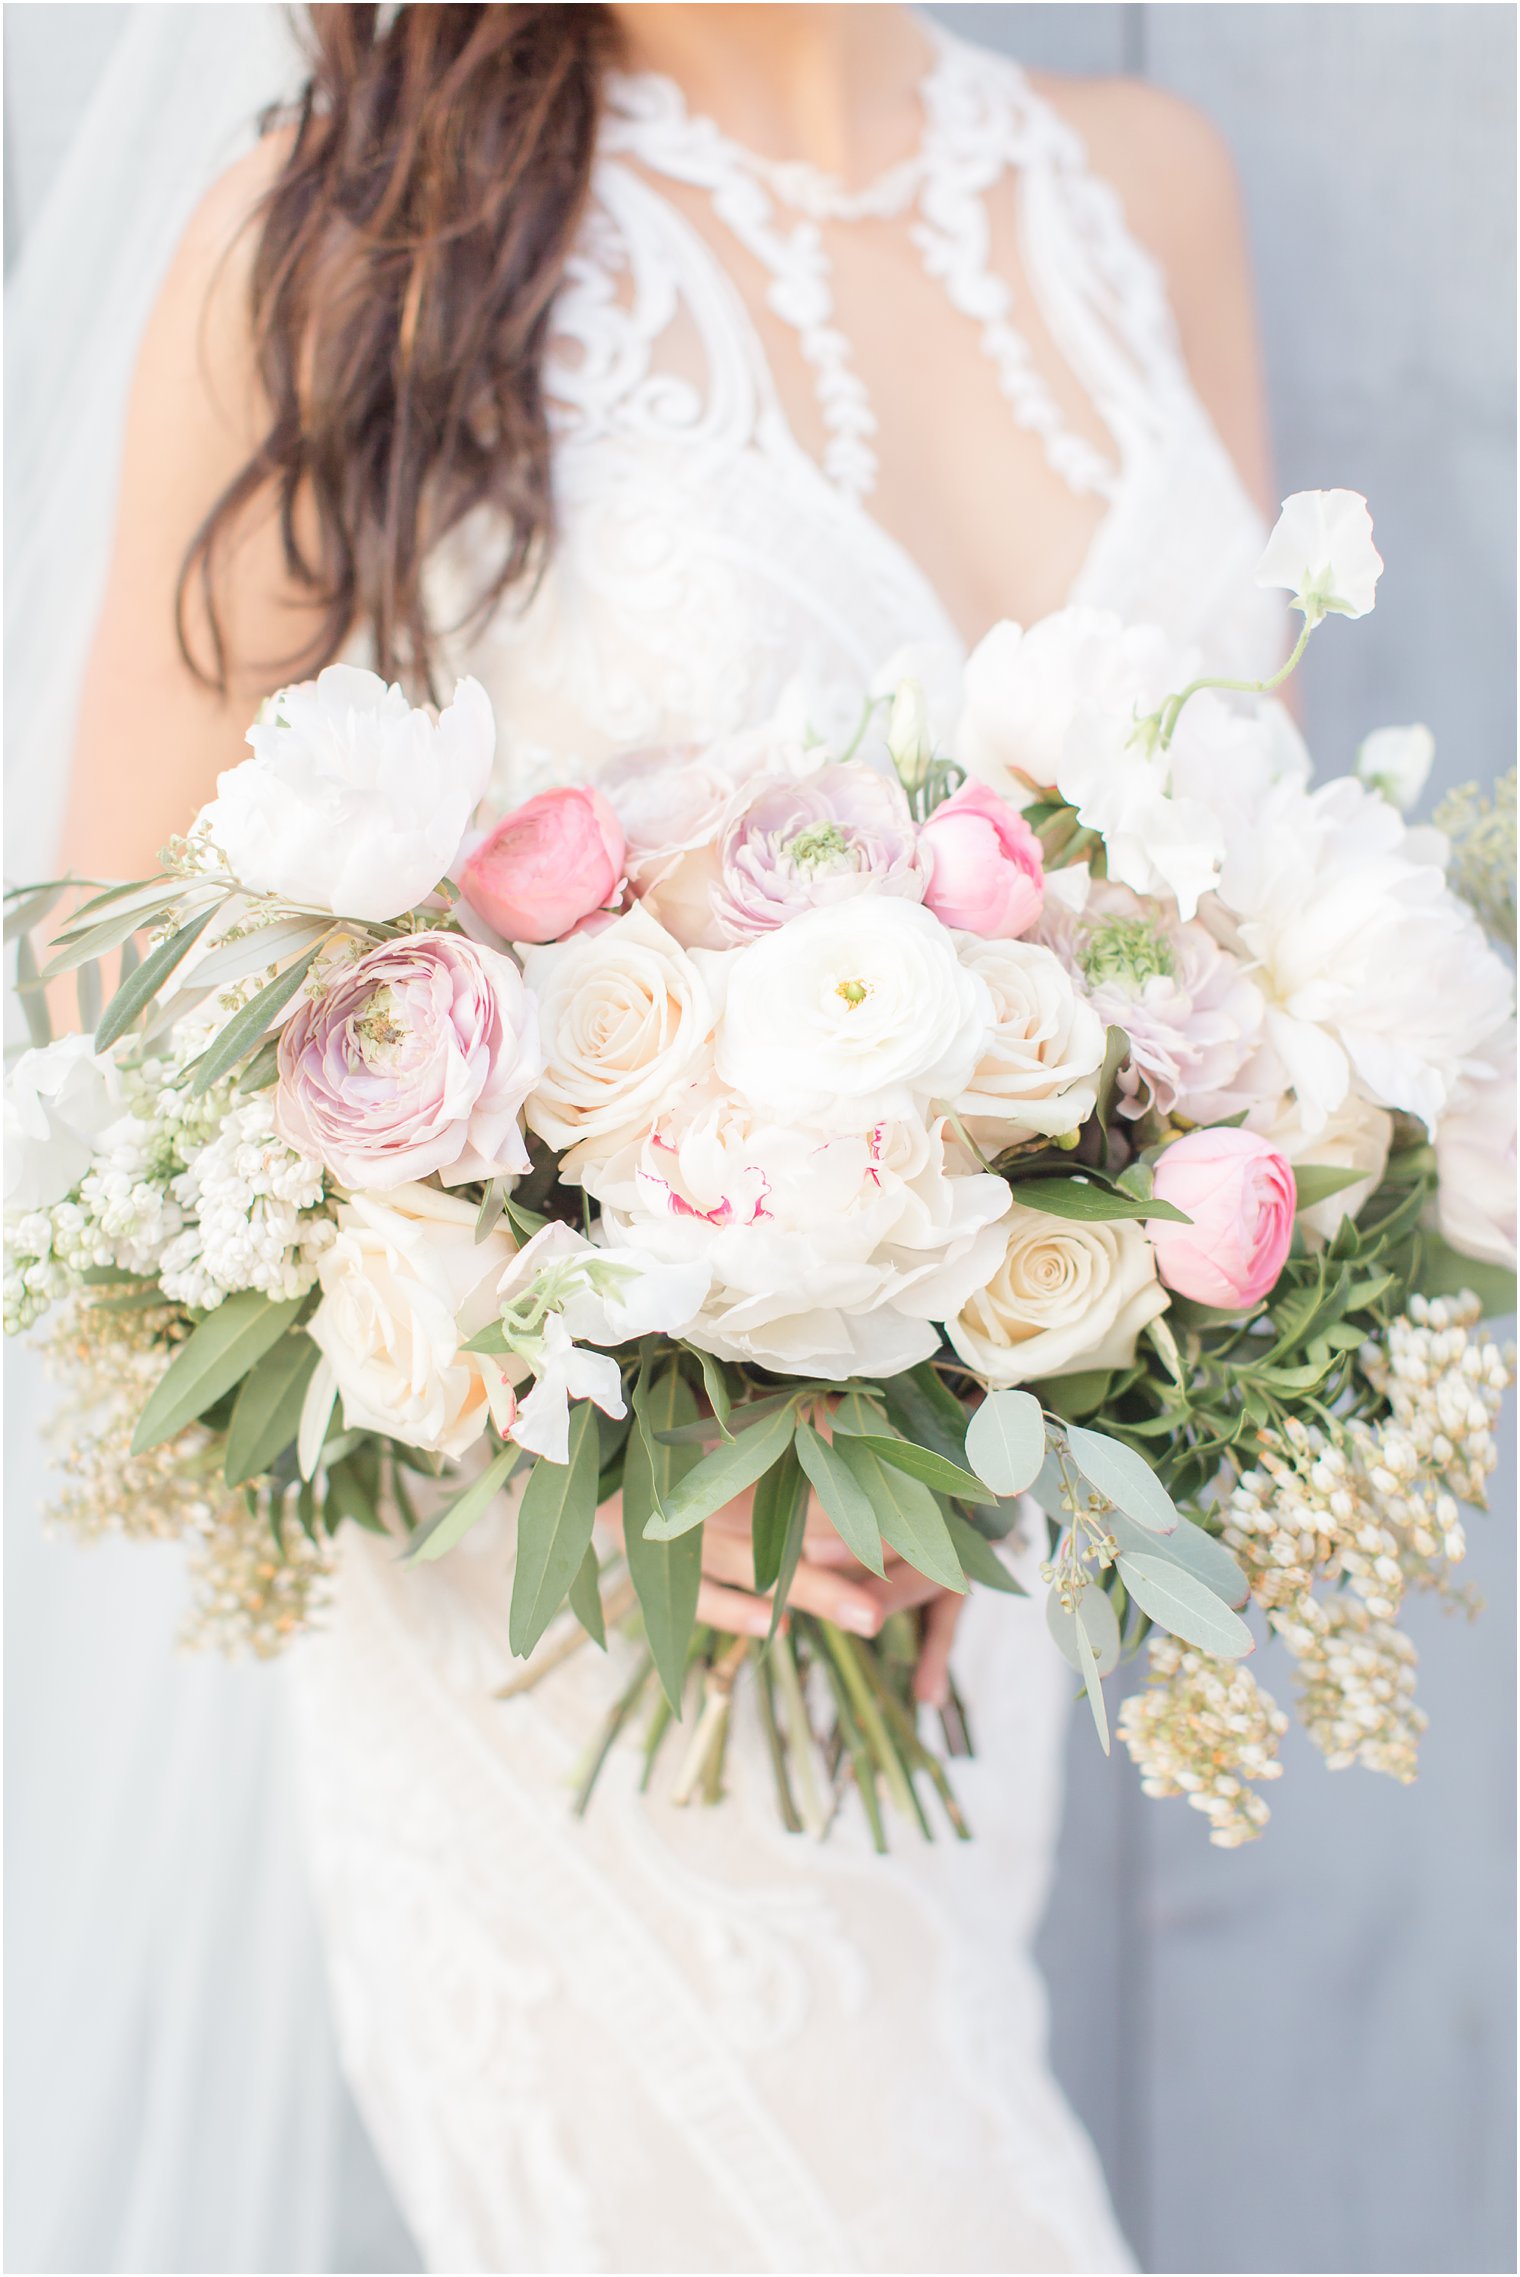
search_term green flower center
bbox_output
[785,821,851,873]
[835,977,869,1009]
[352,986,409,1068]
[1078,915,1176,990]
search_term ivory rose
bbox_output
[520,903,719,1175]
[714,898,991,1128]
[460,786,625,943]
[920,779,1045,937]
[589,1082,1011,1378]
[202,666,495,923]
[947,1202,1167,1385]
[1147,1128,1296,1311]
[275,932,542,1190]
[301,1184,517,1464]
[951,937,1107,1147]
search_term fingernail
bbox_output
[844,1604,878,1635]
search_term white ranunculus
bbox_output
[1355,724,1435,813]
[714,898,991,1128]
[1265,1087,1394,1248]
[952,936,1107,1147]
[1436,1020,1517,1271]
[303,1184,516,1463]
[202,666,495,924]
[1255,489,1383,626]
[590,1085,1011,1378]
[4,1036,125,1216]
[1212,773,1514,1135]
[948,1202,1168,1387]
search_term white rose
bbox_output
[4,1036,125,1216]
[715,898,990,1128]
[1436,1020,1517,1270]
[591,1084,1011,1378]
[520,903,719,1177]
[202,666,495,924]
[1355,724,1434,813]
[1266,1087,1393,1247]
[952,936,1107,1147]
[1255,489,1383,626]
[303,1183,516,1461]
[948,1202,1168,1386]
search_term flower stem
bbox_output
[1156,618,1313,750]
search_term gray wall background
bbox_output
[4,5,1514,2273]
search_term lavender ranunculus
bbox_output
[275,931,543,1191]
[710,761,929,943]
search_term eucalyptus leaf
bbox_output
[1115,1552,1253,1659]
[402,1443,521,1565]
[623,1362,702,1710]
[132,1290,306,1453]
[792,1422,885,1576]
[1065,1424,1179,1535]
[834,1436,965,1592]
[224,1333,320,1485]
[1075,1602,1112,1752]
[964,1388,1045,1496]
[1107,1509,1248,1609]
[508,1401,600,1657]
[641,1399,800,1540]
[94,902,219,1050]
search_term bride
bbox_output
[53,5,1287,2269]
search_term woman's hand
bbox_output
[597,1484,964,1707]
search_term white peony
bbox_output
[951,936,1107,1148]
[955,608,1168,801]
[1265,1087,1393,1247]
[1212,773,1514,1134]
[1356,724,1434,813]
[302,1183,516,1464]
[588,1082,1011,1378]
[520,903,720,1177]
[1256,489,1383,626]
[948,1202,1168,1386]
[4,1036,125,1216]
[202,665,494,924]
[714,898,991,1128]
[1435,1020,1517,1271]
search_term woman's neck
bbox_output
[606,4,934,182]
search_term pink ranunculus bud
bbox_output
[460,786,626,945]
[1147,1126,1297,1311]
[919,779,1045,938]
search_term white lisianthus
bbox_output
[1212,773,1514,1134]
[1355,724,1434,813]
[1435,1020,1517,1270]
[951,936,1107,1147]
[4,1036,125,1216]
[948,1202,1168,1386]
[301,1184,516,1465]
[520,904,720,1177]
[589,1083,1011,1378]
[202,666,495,924]
[714,899,991,1128]
[1265,1087,1394,1248]
[1255,489,1383,627]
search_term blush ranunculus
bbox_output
[275,930,542,1190]
[919,780,1045,937]
[460,786,625,944]
[1147,1127,1297,1310]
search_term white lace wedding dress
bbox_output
[289,27,1284,2274]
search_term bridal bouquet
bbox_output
[6,490,1515,1848]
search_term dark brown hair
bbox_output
[179,2,614,697]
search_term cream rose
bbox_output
[952,936,1107,1149]
[948,1201,1167,1385]
[303,1184,517,1462]
[520,904,720,1178]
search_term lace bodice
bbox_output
[426,23,1284,808]
[294,32,1283,2273]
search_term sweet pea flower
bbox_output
[203,666,495,923]
[1256,489,1383,627]
[1355,724,1434,813]
[460,785,625,944]
[275,930,542,1189]
[920,779,1044,937]
[1147,1128,1297,1311]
